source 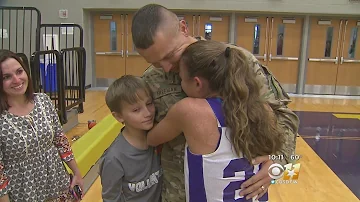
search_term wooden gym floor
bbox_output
[67,90,360,202]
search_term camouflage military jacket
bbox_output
[141,44,299,155]
[141,40,300,201]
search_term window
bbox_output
[205,23,212,40]
[324,27,333,58]
[348,27,358,58]
[276,24,285,56]
[110,21,117,51]
[253,24,260,55]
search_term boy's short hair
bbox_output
[105,75,153,113]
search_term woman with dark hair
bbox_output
[0,49,83,202]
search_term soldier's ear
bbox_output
[179,20,188,36]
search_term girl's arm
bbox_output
[147,98,190,146]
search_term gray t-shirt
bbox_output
[99,131,163,202]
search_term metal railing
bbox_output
[61,47,86,113]
[30,50,67,124]
[37,24,85,114]
[38,23,83,51]
[0,7,41,65]
[2,7,86,125]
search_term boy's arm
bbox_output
[99,157,124,202]
[147,99,187,146]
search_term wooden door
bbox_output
[93,13,125,87]
[93,12,152,87]
[236,16,269,65]
[177,13,230,43]
[236,15,303,93]
[335,19,360,95]
[266,17,303,93]
[305,18,342,94]
[124,13,150,76]
[198,14,230,43]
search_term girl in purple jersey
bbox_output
[147,40,285,202]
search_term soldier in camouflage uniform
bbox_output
[141,68,187,201]
[132,4,299,202]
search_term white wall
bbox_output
[1,0,360,87]
[3,0,358,15]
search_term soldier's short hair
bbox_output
[105,75,153,113]
[132,4,178,49]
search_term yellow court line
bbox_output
[333,113,360,120]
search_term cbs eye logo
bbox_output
[268,163,301,181]
[268,163,284,180]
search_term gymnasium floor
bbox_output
[67,91,360,202]
[296,110,360,199]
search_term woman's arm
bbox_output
[0,152,10,202]
[0,195,10,202]
[147,98,190,146]
[43,94,83,190]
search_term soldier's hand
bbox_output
[239,156,272,200]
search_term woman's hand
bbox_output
[0,194,10,202]
[70,172,84,192]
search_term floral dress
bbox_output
[0,93,76,201]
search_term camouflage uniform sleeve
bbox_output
[254,62,300,165]
[141,65,187,122]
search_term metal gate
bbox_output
[37,24,85,113]
[0,7,41,62]
[30,24,86,117]
[1,7,86,125]
[30,50,66,124]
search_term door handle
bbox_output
[255,55,267,61]
[342,58,360,63]
[95,52,106,55]
[95,51,123,56]
[121,14,124,58]
[271,56,298,61]
[264,17,269,62]
[125,14,128,58]
[255,55,264,59]
[308,57,338,64]
[192,15,196,36]
[127,51,140,56]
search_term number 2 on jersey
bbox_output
[223,158,253,202]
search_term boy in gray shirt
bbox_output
[99,75,163,202]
